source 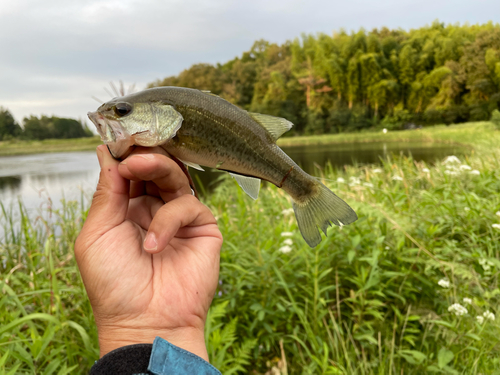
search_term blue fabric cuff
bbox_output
[148,337,221,375]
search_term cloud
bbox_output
[1,0,499,122]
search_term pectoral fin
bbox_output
[229,173,261,200]
[179,159,205,171]
[248,112,293,141]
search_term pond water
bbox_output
[0,142,467,216]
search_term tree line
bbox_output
[149,21,500,135]
[0,108,93,141]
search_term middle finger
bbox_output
[118,147,192,202]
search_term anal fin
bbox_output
[229,173,261,200]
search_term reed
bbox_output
[1,123,500,373]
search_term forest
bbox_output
[150,21,500,135]
[0,108,92,140]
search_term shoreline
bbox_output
[0,121,495,157]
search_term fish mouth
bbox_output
[87,111,134,159]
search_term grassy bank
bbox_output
[277,121,497,150]
[0,121,496,157]
[1,123,500,373]
[0,137,101,156]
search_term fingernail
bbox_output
[144,232,157,251]
[137,154,155,160]
[120,160,127,165]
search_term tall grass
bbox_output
[1,123,500,373]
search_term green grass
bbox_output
[277,122,496,150]
[1,122,500,373]
[0,137,102,156]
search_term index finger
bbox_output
[118,147,193,202]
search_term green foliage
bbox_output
[150,22,500,134]
[491,109,500,129]
[1,123,500,373]
[22,115,92,140]
[0,108,21,140]
[205,301,257,374]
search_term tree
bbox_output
[0,107,21,140]
[23,115,92,140]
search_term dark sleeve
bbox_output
[90,344,153,375]
[90,337,222,375]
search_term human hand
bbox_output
[75,145,223,360]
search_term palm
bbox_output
[75,147,222,358]
[87,215,221,329]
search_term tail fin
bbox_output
[292,182,357,247]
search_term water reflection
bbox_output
[0,152,100,216]
[0,176,21,191]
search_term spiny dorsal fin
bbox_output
[200,90,221,98]
[248,112,293,141]
[229,173,261,200]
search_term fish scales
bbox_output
[88,87,357,247]
[154,88,293,186]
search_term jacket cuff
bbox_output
[148,336,221,375]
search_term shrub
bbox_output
[491,109,500,129]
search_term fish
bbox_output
[87,86,357,247]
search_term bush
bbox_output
[491,109,500,129]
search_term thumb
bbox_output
[80,145,130,245]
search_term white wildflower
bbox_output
[445,170,459,176]
[444,155,460,164]
[463,298,472,305]
[464,207,470,211]
[337,177,346,183]
[392,175,403,181]
[363,182,374,188]
[477,316,484,324]
[469,170,480,175]
[422,168,430,173]
[382,128,388,134]
[460,165,472,171]
[373,168,383,174]
[448,303,468,316]
[281,232,293,237]
[478,258,493,272]
[349,176,361,186]
[282,208,294,216]
[438,278,450,288]
[483,311,495,321]
[385,246,390,250]
[492,224,500,230]
[496,211,500,217]
[282,238,293,246]
[278,245,292,254]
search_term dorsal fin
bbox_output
[200,90,221,98]
[248,112,293,141]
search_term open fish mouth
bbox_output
[87,111,134,159]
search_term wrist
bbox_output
[97,325,208,361]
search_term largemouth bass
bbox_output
[87,87,357,247]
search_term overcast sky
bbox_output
[1,0,499,126]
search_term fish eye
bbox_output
[113,102,133,117]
